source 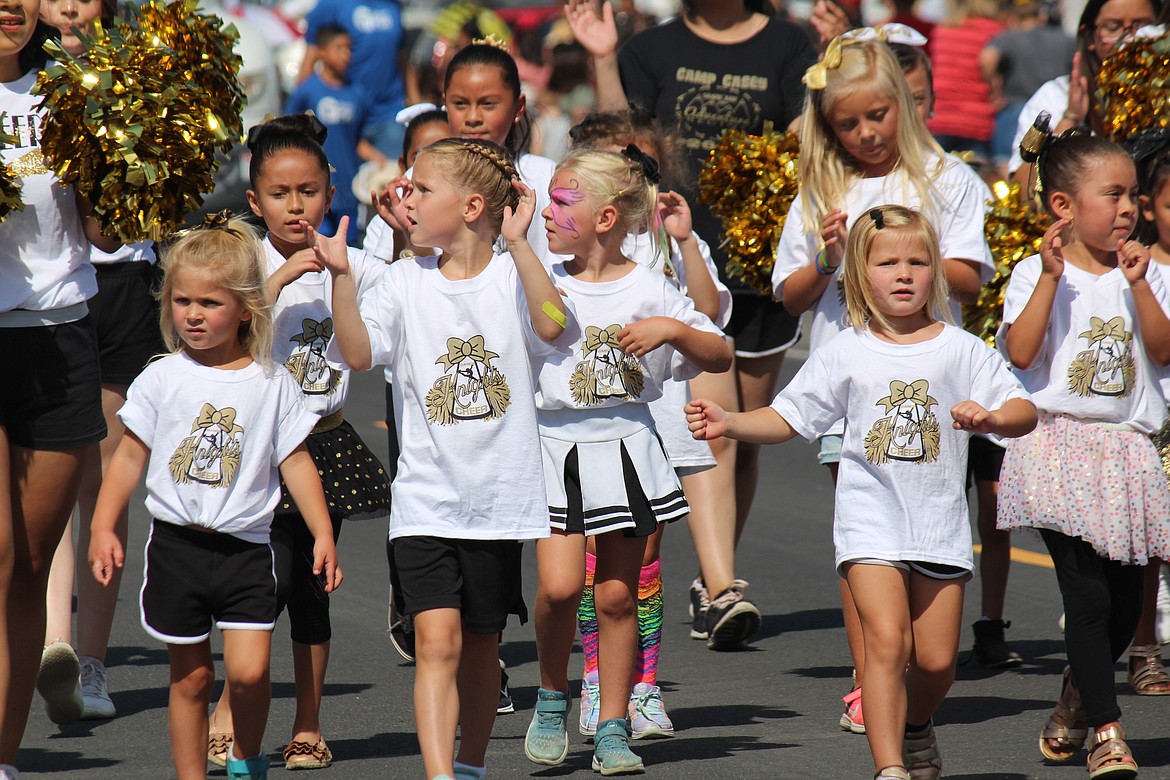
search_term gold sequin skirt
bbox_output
[998,412,1170,565]
[276,419,391,522]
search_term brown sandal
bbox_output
[1087,724,1138,779]
[1039,666,1088,762]
[1128,644,1170,695]
[207,730,232,768]
[283,738,333,770]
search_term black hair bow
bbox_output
[621,143,661,185]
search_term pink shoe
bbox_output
[840,687,865,734]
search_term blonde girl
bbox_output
[564,108,735,738]
[998,133,1170,778]
[320,138,568,780]
[88,216,341,780]
[524,147,731,774]
[772,35,994,735]
[690,205,1035,780]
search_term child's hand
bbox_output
[1039,217,1070,278]
[373,176,412,233]
[685,398,729,440]
[502,180,536,246]
[657,191,694,241]
[618,316,677,357]
[312,537,344,594]
[303,218,351,276]
[271,248,324,290]
[951,400,996,433]
[1118,239,1151,284]
[564,0,618,59]
[821,209,848,269]
[88,530,124,587]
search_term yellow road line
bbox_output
[973,544,1054,569]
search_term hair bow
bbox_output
[396,103,439,127]
[804,36,852,90]
[870,208,885,229]
[621,143,661,184]
[840,23,929,47]
[201,210,234,229]
[471,34,510,52]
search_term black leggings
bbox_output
[272,513,344,645]
[1040,529,1144,727]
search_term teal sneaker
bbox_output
[591,718,644,775]
[225,753,270,780]
[524,688,570,765]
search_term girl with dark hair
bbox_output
[204,114,391,771]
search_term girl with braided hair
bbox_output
[318,138,570,780]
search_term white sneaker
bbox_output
[37,640,83,725]
[628,682,674,739]
[1156,563,1170,646]
[79,656,115,720]
[0,763,20,780]
[579,670,599,736]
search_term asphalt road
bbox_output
[16,354,1170,779]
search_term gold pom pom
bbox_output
[33,0,244,242]
[698,124,800,296]
[1096,29,1170,144]
[963,181,1050,347]
[0,118,24,223]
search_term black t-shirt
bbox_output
[618,16,816,293]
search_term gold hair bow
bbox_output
[583,324,622,356]
[472,33,509,52]
[201,210,234,229]
[436,335,498,370]
[804,36,857,91]
[876,379,937,413]
[291,318,333,347]
[193,403,243,435]
[1080,316,1127,345]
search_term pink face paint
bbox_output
[549,180,586,238]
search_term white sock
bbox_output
[454,761,486,779]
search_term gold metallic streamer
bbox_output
[1097,29,1170,144]
[33,0,244,242]
[0,118,23,223]
[698,125,800,296]
[963,180,1049,347]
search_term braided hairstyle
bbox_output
[421,138,520,233]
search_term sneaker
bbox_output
[971,619,1022,668]
[498,659,515,714]
[0,764,19,780]
[729,578,750,595]
[688,578,710,640]
[1156,562,1170,646]
[37,640,83,725]
[704,588,761,650]
[580,670,600,736]
[78,656,116,720]
[388,590,415,662]
[628,682,674,739]
[225,753,270,780]
[591,718,644,775]
[839,687,865,734]
[903,721,942,780]
[524,688,569,765]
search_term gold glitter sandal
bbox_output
[1128,644,1170,695]
[1039,667,1087,762]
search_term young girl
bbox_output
[0,4,122,774]
[203,115,392,770]
[320,138,569,780]
[524,146,731,774]
[690,205,1036,780]
[1000,133,1170,778]
[87,215,343,780]
[771,36,994,736]
[565,109,733,737]
[365,41,565,268]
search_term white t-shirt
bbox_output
[536,263,723,411]
[621,230,731,468]
[1150,262,1170,402]
[1008,76,1070,175]
[334,253,564,541]
[998,255,1170,432]
[266,238,387,416]
[0,70,94,314]
[362,152,570,268]
[771,324,1030,572]
[118,353,318,543]
[91,241,155,265]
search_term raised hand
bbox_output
[303,217,351,277]
[810,0,851,48]
[502,179,536,246]
[821,209,849,269]
[565,0,618,59]
[1064,52,1089,125]
[1118,238,1152,284]
[1039,217,1071,279]
[372,175,413,233]
[658,191,695,241]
